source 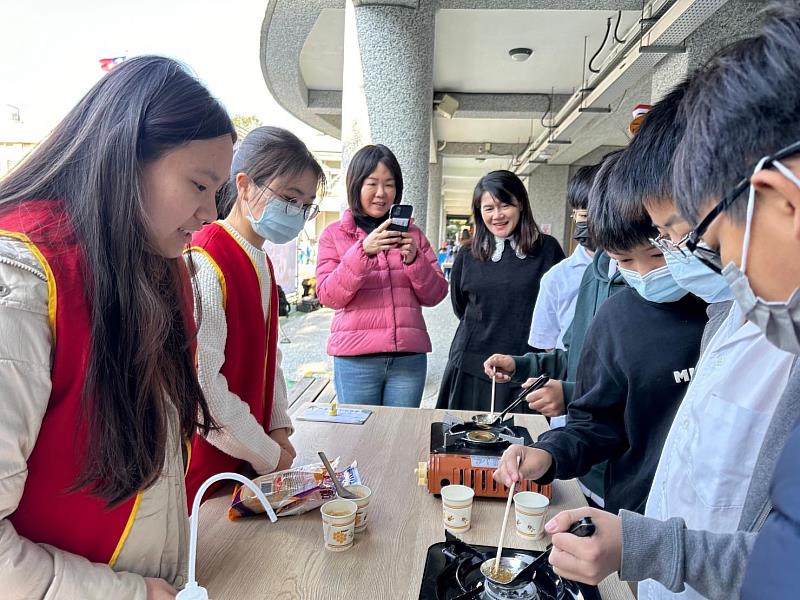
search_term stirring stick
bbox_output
[490,371,497,420]
[494,455,520,572]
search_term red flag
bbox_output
[98,57,126,72]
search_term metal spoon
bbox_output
[480,517,596,585]
[317,451,359,499]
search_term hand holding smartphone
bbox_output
[388,204,413,232]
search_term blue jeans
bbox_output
[333,354,426,407]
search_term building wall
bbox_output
[526,165,570,251]
[0,142,36,177]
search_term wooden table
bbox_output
[196,406,635,600]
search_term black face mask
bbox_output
[572,221,596,251]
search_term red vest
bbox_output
[0,200,142,566]
[184,222,278,505]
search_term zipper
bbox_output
[0,255,46,281]
[753,501,773,531]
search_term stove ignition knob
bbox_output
[414,462,428,487]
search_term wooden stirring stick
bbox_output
[494,455,520,573]
[490,371,497,420]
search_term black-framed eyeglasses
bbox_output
[259,184,320,221]
[686,139,800,273]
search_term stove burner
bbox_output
[484,577,539,600]
[431,422,535,456]
[418,533,601,600]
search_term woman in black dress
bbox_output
[437,170,565,412]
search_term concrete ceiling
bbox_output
[263,0,652,217]
[294,7,643,214]
[301,9,642,93]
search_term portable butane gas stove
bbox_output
[416,420,551,499]
[418,532,601,600]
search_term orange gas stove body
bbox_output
[424,453,552,500]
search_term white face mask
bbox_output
[722,157,800,354]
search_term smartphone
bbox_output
[388,204,413,232]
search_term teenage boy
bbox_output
[494,159,708,516]
[528,163,601,354]
[669,6,800,597]
[537,10,800,599]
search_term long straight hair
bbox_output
[470,170,541,261]
[0,56,235,505]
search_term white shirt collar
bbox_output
[491,236,526,262]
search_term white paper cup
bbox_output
[441,484,475,533]
[320,498,357,551]
[513,491,550,540]
[344,484,372,534]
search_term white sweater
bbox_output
[186,221,293,475]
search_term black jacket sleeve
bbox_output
[449,249,468,319]
[532,328,628,483]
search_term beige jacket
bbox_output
[0,236,189,599]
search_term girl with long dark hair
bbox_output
[0,56,234,599]
[437,170,565,411]
[316,144,448,406]
[184,127,325,504]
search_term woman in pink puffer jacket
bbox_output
[316,145,448,407]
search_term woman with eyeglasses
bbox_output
[184,127,325,505]
[316,144,448,407]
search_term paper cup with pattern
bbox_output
[513,491,549,540]
[344,484,372,534]
[441,484,475,533]
[320,498,357,552]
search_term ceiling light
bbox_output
[508,47,533,62]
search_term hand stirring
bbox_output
[493,455,520,575]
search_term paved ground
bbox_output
[279,295,459,409]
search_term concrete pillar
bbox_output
[341,0,437,231]
[426,159,443,245]
[526,166,570,250]
[438,203,448,250]
[651,0,763,102]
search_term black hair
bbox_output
[588,150,658,252]
[346,144,403,216]
[470,170,542,261]
[674,2,800,224]
[0,56,233,505]
[218,126,326,217]
[611,79,691,214]
[567,163,602,210]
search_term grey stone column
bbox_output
[651,0,763,102]
[526,166,570,249]
[341,0,437,231]
[426,159,443,245]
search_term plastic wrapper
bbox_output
[228,459,361,520]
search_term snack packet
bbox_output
[228,459,361,520]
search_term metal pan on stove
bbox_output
[464,430,500,444]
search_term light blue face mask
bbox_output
[247,196,306,245]
[664,250,733,303]
[618,264,689,303]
